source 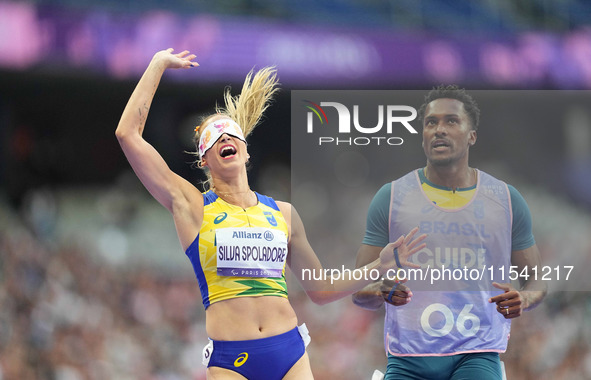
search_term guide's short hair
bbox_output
[418,85,480,130]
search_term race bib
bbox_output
[216,227,288,278]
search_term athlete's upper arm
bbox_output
[277,201,320,270]
[277,201,328,296]
[117,133,199,213]
[363,183,391,247]
[508,185,535,251]
[355,184,390,268]
[509,185,544,289]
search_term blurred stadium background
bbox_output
[1,0,591,379]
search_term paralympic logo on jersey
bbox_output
[303,99,419,146]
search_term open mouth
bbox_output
[219,144,237,158]
[432,140,450,150]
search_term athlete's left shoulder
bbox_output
[505,184,530,208]
[476,169,512,198]
[476,169,507,183]
[481,175,532,216]
[255,192,282,211]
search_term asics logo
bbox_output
[214,212,228,224]
[234,352,248,367]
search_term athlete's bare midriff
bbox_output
[205,296,298,341]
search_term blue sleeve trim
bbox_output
[203,190,218,206]
[508,185,536,251]
[256,192,280,211]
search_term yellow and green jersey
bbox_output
[185,191,289,309]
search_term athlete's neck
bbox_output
[424,164,477,192]
[211,181,256,209]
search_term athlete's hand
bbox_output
[152,48,198,70]
[381,279,412,306]
[379,227,427,270]
[488,282,524,319]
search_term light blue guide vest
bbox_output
[386,169,512,356]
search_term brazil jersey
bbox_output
[185,191,289,309]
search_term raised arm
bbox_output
[278,202,425,305]
[115,49,202,249]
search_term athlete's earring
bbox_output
[197,160,205,168]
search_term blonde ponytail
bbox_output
[217,66,279,137]
[193,67,280,190]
